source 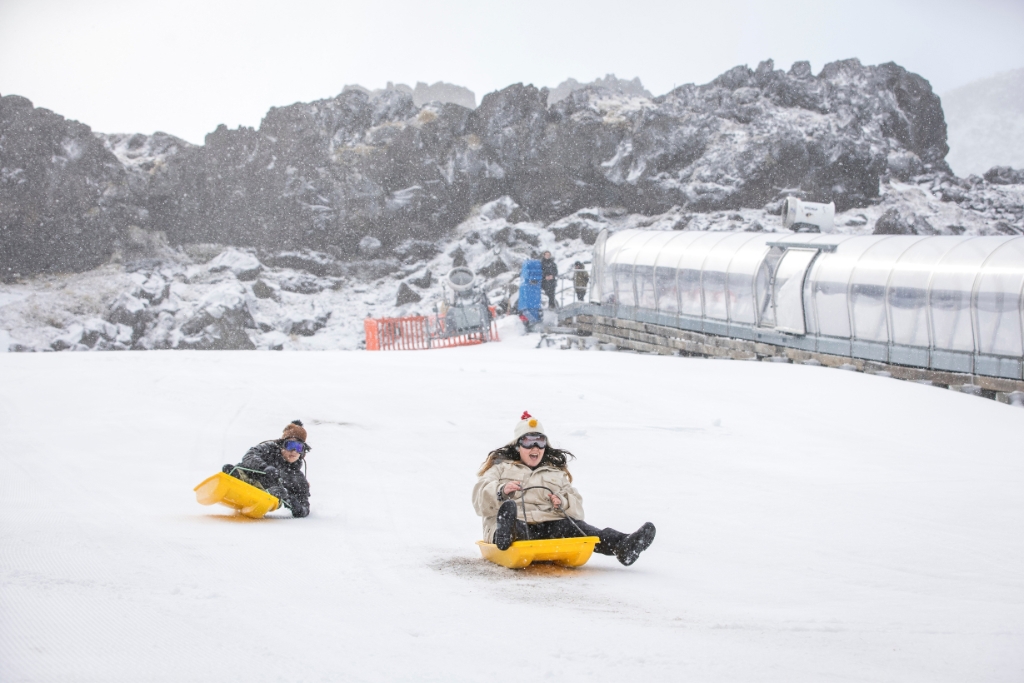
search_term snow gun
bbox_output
[782,197,835,233]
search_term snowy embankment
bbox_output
[1,335,1022,681]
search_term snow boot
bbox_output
[494,500,518,550]
[615,522,656,566]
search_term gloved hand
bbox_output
[263,465,279,479]
[222,464,235,474]
[267,485,288,503]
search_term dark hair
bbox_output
[477,441,575,481]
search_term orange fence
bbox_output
[365,309,500,351]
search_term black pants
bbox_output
[542,281,557,308]
[498,517,626,556]
[575,288,586,301]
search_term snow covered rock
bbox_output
[263,250,336,277]
[395,282,422,305]
[0,58,965,275]
[983,166,1024,186]
[66,58,948,258]
[106,293,150,342]
[358,236,382,256]
[179,283,256,350]
[280,301,330,336]
[207,248,262,280]
[275,271,326,294]
[251,279,277,299]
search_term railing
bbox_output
[559,301,1024,382]
[365,309,500,351]
[555,273,589,309]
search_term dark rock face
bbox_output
[984,166,1024,185]
[0,95,130,278]
[123,59,951,252]
[873,208,915,235]
[1,59,954,277]
[395,282,422,305]
[408,269,433,288]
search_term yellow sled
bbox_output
[476,536,601,569]
[194,472,280,518]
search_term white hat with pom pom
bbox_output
[513,411,546,441]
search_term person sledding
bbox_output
[222,420,311,518]
[472,412,656,566]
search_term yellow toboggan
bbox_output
[476,536,601,569]
[194,472,280,518]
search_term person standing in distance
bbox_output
[573,261,589,301]
[540,251,558,310]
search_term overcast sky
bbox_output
[1,0,1022,144]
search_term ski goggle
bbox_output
[518,435,547,449]
[283,440,307,455]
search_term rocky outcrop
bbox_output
[0,94,132,279]
[0,59,960,278]
[145,58,948,247]
[548,74,652,104]
[984,166,1024,185]
[344,81,476,109]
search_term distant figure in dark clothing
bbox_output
[540,251,558,309]
[223,420,312,517]
[573,262,589,301]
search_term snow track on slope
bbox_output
[0,342,1022,681]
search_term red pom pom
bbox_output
[521,411,532,420]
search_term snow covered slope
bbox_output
[1,341,1022,681]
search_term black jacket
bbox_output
[541,258,558,279]
[240,441,311,517]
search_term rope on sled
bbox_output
[224,465,293,511]
[511,485,589,540]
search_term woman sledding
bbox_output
[223,419,311,518]
[472,412,656,566]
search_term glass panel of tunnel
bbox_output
[805,236,877,338]
[633,231,685,311]
[608,232,661,307]
[973,238,1024,357]
[702,233,763,321]
[773,249,818,334]
[653,232,705,315]
[588,229,609,304]
[597,230,632,304]
[726,235,773,324]
[676,232,732,317]
[850,237,922,344]
[887,238,962,348]
[930,238,1000,353]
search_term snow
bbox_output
[2,340,1023,681]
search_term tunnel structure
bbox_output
[561,230,1024,389]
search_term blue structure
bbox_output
[519,259,543,324]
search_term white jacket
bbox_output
[472,459,585,542]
